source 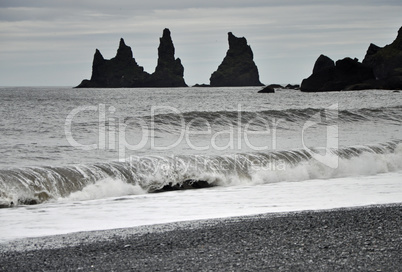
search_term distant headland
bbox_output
[301,26,402,92]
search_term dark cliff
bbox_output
[362,26,402,89]
[301,56,374,92]
[301,26,402,91]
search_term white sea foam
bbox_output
[0,142,401,206]
[0,170,400,243]
[61,178,146,201]
[251,144,402,185]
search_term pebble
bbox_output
[0,204,401,271]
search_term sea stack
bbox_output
[76,28,186,88]
[147,28,187,87]
[76,38,150,88]
[210,32,263,87]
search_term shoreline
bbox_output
[1,203,401,271]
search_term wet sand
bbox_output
[1,204,401,271]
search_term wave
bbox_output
[122,106,402,133]
[0,140,401,208]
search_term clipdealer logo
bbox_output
[302,103,339,169]
[64,104,282,159]
[64,103,339,168]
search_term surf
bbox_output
[0,140,401,207]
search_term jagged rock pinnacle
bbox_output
[210,32,263,87]
[115,38,133,60]
[148,28,187,87]
[76,29,187,88]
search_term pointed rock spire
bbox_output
[90,49,106,83]
[210,32,263,87]
[115,38,133,60]
[148,28,187,87]
[157,28,175,66]
[94,49,104,62]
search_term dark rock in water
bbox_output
[301,56,375,92]
[76,38,150,88]
[76,29,186,88]
[301,26,402,91]
[258,86,275,93]
[313,54,335,74]
[152,180,213,193]
[258,84,283,93]
[193,83,210,87]
[210,32,263,87]
[267,84,283,89]
[285,84,300,90]
[362,26,402,89]
[147,28,187,87]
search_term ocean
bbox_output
[0,86,401,242]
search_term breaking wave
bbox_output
[0,140,401,208]
[0,141,402,208]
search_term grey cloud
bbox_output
[2,0,401,10]
[1,0,401,23]
[0,0,401,86]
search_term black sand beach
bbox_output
[1,204,401,271]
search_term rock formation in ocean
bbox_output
[210,32,263,87]
[76,38,150,88]
[193,84,210,87]
[301,26,402,91]
[258,85,276,93]
[76,29,187,88]
[312,54,335,74]
[147,29,187,87]
[258,83,299,93]
[362,26,402,89]
[285,84,300,90]
[301,56,374,92]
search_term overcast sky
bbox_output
[0,0,401,86]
